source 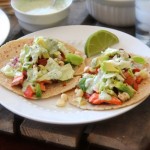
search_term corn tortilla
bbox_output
[67,57,150,110]
[0,38,84,99]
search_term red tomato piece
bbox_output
[11,74,24,86]
[124,71,134,86]
[133,68,140,73]
[88,93,122,105]
[136,76,143,84]
[24,85,34,99]
[38,58,48,66]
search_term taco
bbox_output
[0,37,86,99]
[67,48,150,110]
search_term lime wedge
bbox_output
[85,30,119,57]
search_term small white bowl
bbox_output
[86,0,135,27]
[11,0,73,32]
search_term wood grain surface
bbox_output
[88,98,150,150]
[20,119,85,148]
[0,105,14,133]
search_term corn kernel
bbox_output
[56,99,66,107]
[75,89,84,97]
[59,61,64,66]
[61,93,68,101]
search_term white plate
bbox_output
[0,25,150,125]
[0,9,10,45]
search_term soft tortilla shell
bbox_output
[67,54,150,110]
[0,38,83,99]
[67,76,150,110]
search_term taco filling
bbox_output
[70,48,149,107]
[0,37,84,99]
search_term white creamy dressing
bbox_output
[83,48,133,95]
[85,71,102,94]
[13,0,69,15]
[99,91,112,100]
[103,48,119,56]
[84,72,114,99]
[107,59,131,69]
[84,71,124,95]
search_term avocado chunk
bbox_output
[132,56,147,64]
[97,55,109,64]
[78,78,87,92]
[36,38,48,50]
[105,89,116,96]
[35,83,42,98]
[101,61,119,73]
[59,64,74,81]
[66,53,83,65]
[114,81,135,97]
[42,51,49,58]
[91,55,109,68]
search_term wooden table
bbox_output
[0,1,150,150]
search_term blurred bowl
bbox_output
[86,0,135,27]
[11,0,72,33]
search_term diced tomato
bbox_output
[88,93,122,105]
[39,82,46,91]
[123,71,134,86]
[125,77,134,86]
[124,71,143,90]
[84,92,91,99]
[24,85,34,99]
[136,76,143,84]
[60,51,65,60]
[11,74,24,86]
[133,82,138,91]
[38,58,48,66]
[109,97,122,105]
[89,93,99,103]
[22,70,27,77]
[133,68,140,73]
